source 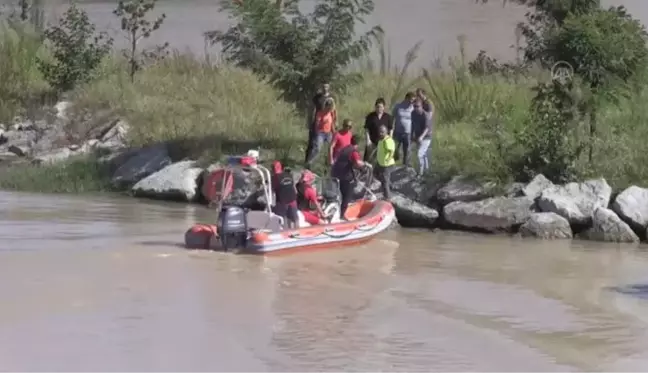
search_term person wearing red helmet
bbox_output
[296,170,326,225]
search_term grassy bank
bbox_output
[1,23,648,193]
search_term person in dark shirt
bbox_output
[331,135,367,220]
[363,97,393,162]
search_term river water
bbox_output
[4,0,648,371]
[2,191,648,371]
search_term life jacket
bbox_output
[331,145,356,182]
[296,182,317,211]
[274,170,297,205]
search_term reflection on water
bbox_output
[1,191,648,370]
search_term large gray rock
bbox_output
[436,175,495,204]
[132,160,203,202]
[0,129,37,155]
[390,193,439,228]
[537,178,612,225]
[443,196,534,232]
[611,186,648,233]
[111,144,172,189]
[519,212,572,239]
[96,120,129,151]
[522,174,553,199]
[581,207,639,243]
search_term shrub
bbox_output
[38,3,113,93]
[206,0,382,112]
[0,22,50,122]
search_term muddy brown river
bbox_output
[2,191,648,371]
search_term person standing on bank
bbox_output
[416,87,434,116]
[329,119,353,165]
[331,135,367,220]
[412,97,433,176]
[363,97,392,162]
[391,92,415,166]
[305,97,336,169]
[375,124,395,199]
[305,82,336,165]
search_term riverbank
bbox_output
[2,6,648,244]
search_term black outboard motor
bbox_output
[217,204,248,251]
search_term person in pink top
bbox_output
[329,119,353,165]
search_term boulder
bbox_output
[505,182,525,197]
[390,193,439,228]
[581,207,639,243]
[111,144,172,189]
[0,130,36,154]
[132,160,203,202]
[537,178,612,225]
[519,212,572,239]
[611,186,648,233]
[96,120,129,151]
[522,174,553,199]
[443,196,534,232]
[436,175,495,204]
[8,144,29,157]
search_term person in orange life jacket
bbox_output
[330,134,367,220]
[305,97,336,169]
[296,170,327,225]
[329,119,353,165]
[271,161,298,228]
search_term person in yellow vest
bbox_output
[375,124,395,199]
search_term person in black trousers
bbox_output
[330,135,367,219]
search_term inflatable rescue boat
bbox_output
[185,154,395,255]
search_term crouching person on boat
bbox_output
[271,161,299,229]
[331,135,368,220]
[297,170,327,226]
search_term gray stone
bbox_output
[436,175,495,204]
[443,196,534,232]
[611,186,648,233]
[390,193,439,228]
[522,174,553,199]
[519,212,572,239]
[505,182,525,197]
[581,207,639,243]
[111,144,172,189]
[132,160,203,202]
[537,178,612,225]
[8,145,29,157]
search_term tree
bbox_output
[38,3,113,92]
[113,0,168,82]
[205,0,382,113]
[543,7,648,160]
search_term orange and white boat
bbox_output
[185,153,395,255]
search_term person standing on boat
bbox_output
[375,124,395,199]
[331,135,367,220]
[297,170,327,225]
[271,161,299,229]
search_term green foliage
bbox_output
[38,3,113,93]
[544,7,648,90]
[513,80,586,183]
[0,156,114,193]
[113,0,168,82]
[206,0,382,112]
[0,22,50,122]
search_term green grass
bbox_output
[2,21,648,193]
[0,156,113,193]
